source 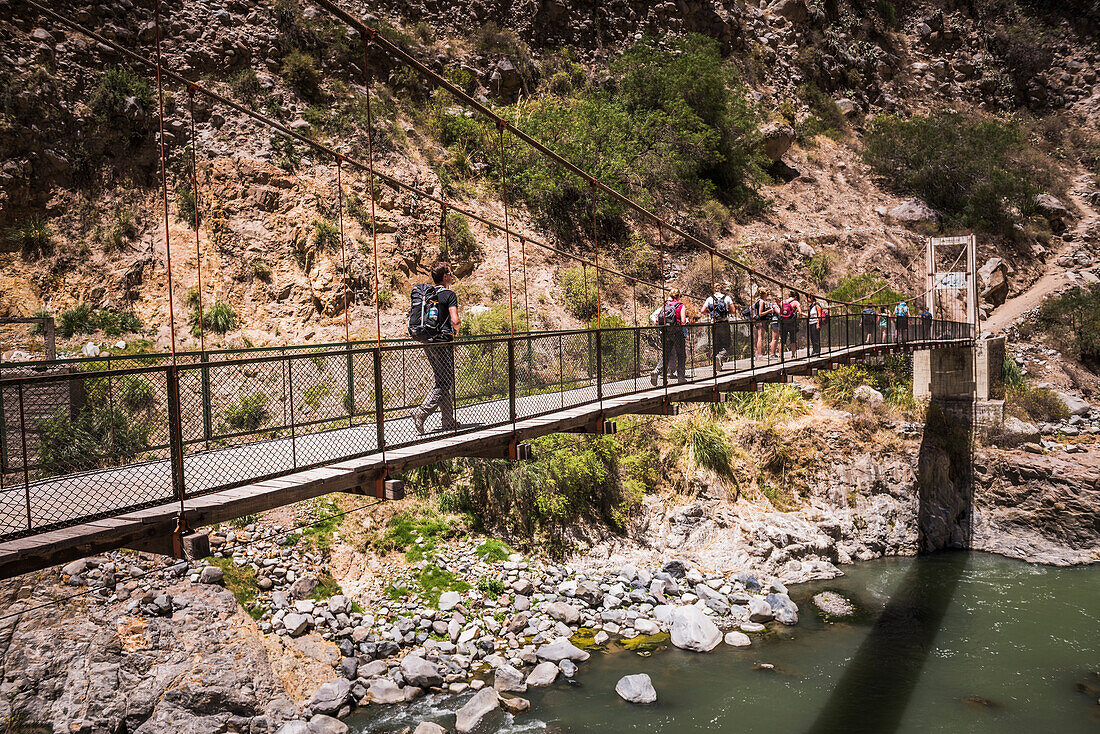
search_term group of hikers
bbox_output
[405,261,933,433]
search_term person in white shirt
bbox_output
[702,286,733,369]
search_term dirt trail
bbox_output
[983,178,1098,334]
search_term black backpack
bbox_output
[860,307,876,327]
[408,284,443,341]
[711,295,729,321]
[658,301,681,326]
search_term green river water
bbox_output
[349,552,1099,733]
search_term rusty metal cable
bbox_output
[498,124,515,335]
[336,156,351,344]
[152,0,177,363]
[187,85,205,355]
[361,39,383,346]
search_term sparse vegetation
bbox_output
[863,110,1057,235]
[224,393,271,433]
[303,383,331,411]
[441,211,482,264]
[189,300,237,337]
[94,209,138,251]
[727,384,809,422]
[475,538,513,562]
[59,304,142,338]
[204,557,264,619]
[313,218,339,251]
[7,217,52,256]
[176,180,201,227]
[230,67,262,105]
[670,418,733,477]
[559,266,598,321]
[250,258,273,282]
[1030,285,1100,373]
[88,67,154,145]
[280,50,322,100]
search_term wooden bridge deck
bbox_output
[0,336,966,578]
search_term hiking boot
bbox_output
[412,410,427,435]
[649,371,659,387]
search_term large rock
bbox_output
[438,591,462,611]
[812,591,856,617]
[1034,193,1071,230]
[979,257,1010,305]
[724,631,751,647]
[887,199,940,229]
[748,597,774,623]
[634,618,661,635]
[853,385,885,406]
[525,661,559,687]
[575,580,604,607]
[1055,391,1091,416]
[668,606,722,652]
[493,663,527,693]
[615,673,657,704]
[1002,416,1040,443]
[414,724,447,734]
[364,679,405,704]
[307,678,352,717]
[770,0,808,22]
[199,565,224,584]
[536,637,591,663]
[761,122,796,161]
[282,613,310,637]
[401,655,443,688]
[545,601,582,625]
[308,715,348,734]
[455,688,501,734]
[276,723,311,734]
[290,576,320,599]
[766,593,799,625]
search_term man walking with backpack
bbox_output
[894,300,910,343]
[410,262,461,434]
[702,284,733,370]
[649,287,688,385]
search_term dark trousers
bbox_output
[896,315,908,343]
[654,327,687,378]
[712,322,731,360]
[809,323,821,355]
[419,342,455,425]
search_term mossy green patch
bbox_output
[309,571,343,601]
[570,627,607,651]
[621,632,671,653]
[474,538,513,563]
[205,556,264,620]
[417,564,471,608]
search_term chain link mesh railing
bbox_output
[0,319,972,540]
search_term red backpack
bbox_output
[779,301,795,319]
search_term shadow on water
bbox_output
[806,396,975,734]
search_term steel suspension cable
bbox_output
[187,85,206,355]
[520,236,530,326]
[335,156,351,344]
[153,0,178,363]
[592,181,602,329]
[497,124,515,335]
[361,38,383,346]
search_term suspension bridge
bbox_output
[0,0,980,578]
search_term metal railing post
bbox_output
[17,383,31,531]
[200,351,212,445]
[508,337,517,423]
[373,347,385,453]
[345,348,355,425]
[166,365,187,504]
[595,330,603,404]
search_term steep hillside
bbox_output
[0,0,1098,359]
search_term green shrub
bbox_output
[189,300,236,337]
[271,133,302,171]
[28,307,52,336]
[1032,285,1100,372]
[372,509,456,560]
[250,258,273,282]
[797,83,846,142]
[303,383,330,411]
[460,304,528,336]
[827,274,908,308]
[807,252,833,283]
[1002,357,1026,390]
[203,557,263,619]
[670,419,733,477]
[224,393,270,432]
[94,209,138,251]
[230,67,262,104]
[376,289,394,309]
[417,564,471,608]
[36,404,151,475]
[559,266,598,321]
[7,217,52,255]
[1006,384,1071,423]
[281,50,321,99]
[477,576,506,599]
[475,538,513,562]
[819,364,876,405]
[88,67,154,144]
[58,305,138,338]
[863,110,1056,234]
[727,384,809,421]
[118,376,158,414]
[176,181,200,227]
[442,211,482,264]
[313,218,339,251]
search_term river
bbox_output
[348,552,1099,733]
